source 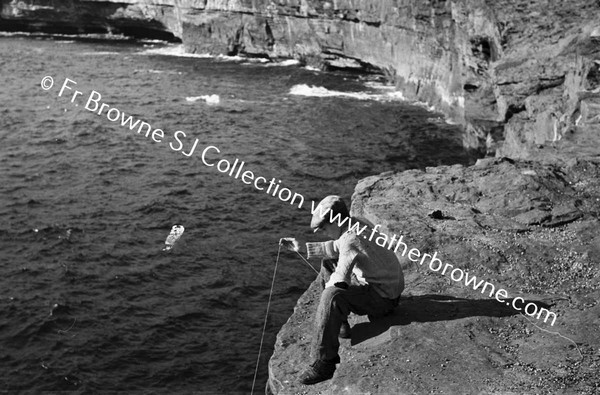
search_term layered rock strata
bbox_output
[2,0,600,156]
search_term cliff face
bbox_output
[0,0,179,40]
[2,0,599,158]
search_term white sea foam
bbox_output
[217,54,248,62]
[140,44,269,63]
[139,38,170,44]
[233,56,270,63]
[133,69,183,75]
[363,81,396,90]
[289,83,445,111]
[140,44,213,58]
[289,84,406,102]
[240,58,301,68]
[139,45,302,67]
[341,80,441,110]
[278,59,301,66]
[0,31,130,40]
[186,95,220,105]
[81,51,120,56]
[0,31,29,37]
[264,59,301,67]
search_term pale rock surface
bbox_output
[269,157,600,394]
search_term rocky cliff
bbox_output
[269,156,600,394]
[2,0,600,157]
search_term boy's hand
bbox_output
[279,237,300,252]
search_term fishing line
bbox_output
[251,243,282,394]
[294,250,320,274]
[57,318,77,335]
[521,314,583,361]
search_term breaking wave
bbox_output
[186,95,221,105]
[289,84,405,101]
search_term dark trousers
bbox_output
[313,260,399,361]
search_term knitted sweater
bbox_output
[306,228,405,299]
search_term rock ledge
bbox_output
[268,157,600,394]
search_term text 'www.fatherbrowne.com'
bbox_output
[312,202,559,326]
[41,75,558,327]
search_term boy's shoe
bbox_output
[339,321,352,339]
[299,357,339,385]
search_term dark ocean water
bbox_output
[0,34,477,393]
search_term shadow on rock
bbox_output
[351,294,552,345]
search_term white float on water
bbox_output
[163,225,184,251]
